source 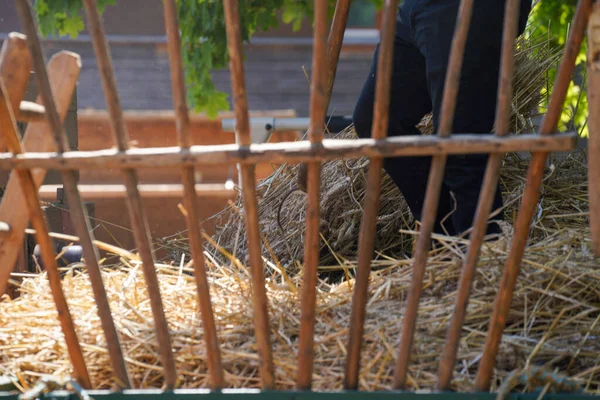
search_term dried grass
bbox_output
[0,147,597,394]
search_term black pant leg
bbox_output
[352,22,458,236]
[411,0,531,236]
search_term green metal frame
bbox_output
[0,390,595,400]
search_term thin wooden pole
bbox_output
[0,75,91,390]
[588,1,600,256]
[437,0,521,389]
[81,0,178,389]
[162,0,224,389]
[475,0,593,390]
[325,0,351,109]
[15,0,132,389]
[344,0,398,390]
[393,0,474,389]
[296,0,350,191]
[296,0,328,390]
[0,132,575,171]
[222,0,274,389]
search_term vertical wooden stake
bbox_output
[393,0,475,389]
[223,0,275,389]
[437,0,521,389]
[588,1,600,256]
[344,0,398,390]
[162,0,224,389]
[296,0,328,390]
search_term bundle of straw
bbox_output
[206,33,564,271]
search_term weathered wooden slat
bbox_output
[0,32,33,292]
[296,0,350,192]
[588,1,600,256]
[344,0,399,390]
[437,0,521,389]
[223,0,275,389]
[393,0,475,389]
[81,0,178,389]
[163,0,225,389]
[474,0,593,390]
[0,132,576,170]
[296,0,328,390]
[0,33,32,138]
[37,183,234,199]
[0,51,79,297]
[14,0,133,388]
[325,0,351,106]
[0,60,91,389]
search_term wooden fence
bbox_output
[0,0,595,394]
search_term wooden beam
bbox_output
[0,132,577,170]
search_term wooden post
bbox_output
[588,1,600,256]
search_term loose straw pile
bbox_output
[0,148,597,394]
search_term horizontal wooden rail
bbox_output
[0,132,576,170]
[37,183,235,199]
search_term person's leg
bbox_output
[411,0,531,236]
[352,14,457,236]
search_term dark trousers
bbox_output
[352,0,531,236]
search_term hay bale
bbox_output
[206,33,564,271]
